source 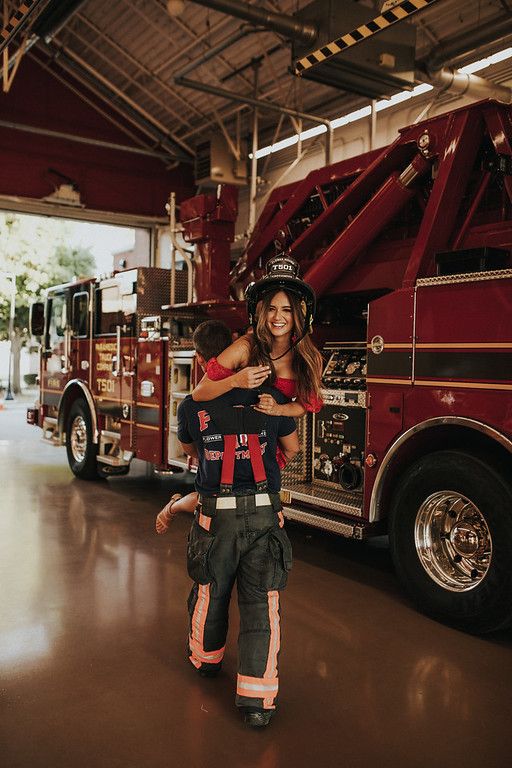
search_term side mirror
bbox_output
[29,301,45,337]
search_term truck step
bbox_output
[97,455,130,466]
[283,504,383,539]
[282,481,362,517]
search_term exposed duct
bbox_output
[419,66,512,104]
[418,12,512,104]
[32,0,88,43]
[188,0,318,45]
[426,13,512,71]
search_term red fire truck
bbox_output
[28,98,512,634]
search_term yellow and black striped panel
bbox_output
[294,0,439,74]
[1,1,38,43]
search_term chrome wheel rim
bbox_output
[70,415,87,463]
[414,491,492,592]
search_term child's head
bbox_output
[193,320,232,369]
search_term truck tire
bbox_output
[389,450,512,634]
[66,399,100,480]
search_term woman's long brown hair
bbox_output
[247,289,323,406]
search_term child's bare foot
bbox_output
[155,494,182,534]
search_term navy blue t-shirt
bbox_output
[177,386,296,495]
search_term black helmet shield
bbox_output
[245,256,316,341]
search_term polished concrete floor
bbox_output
[1,399,511,768]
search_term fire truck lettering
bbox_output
[97,379,115,393]
[96,346,116,372]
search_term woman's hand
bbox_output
[254,393,281,416]
[232,365,270,389]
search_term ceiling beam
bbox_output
[59,24,197,131]
[45,42,193,162]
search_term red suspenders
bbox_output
[220,432,267,494]
[220,434,237,490]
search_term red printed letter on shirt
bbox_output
[198,410,210,432]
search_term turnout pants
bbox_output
[187,493,292,710]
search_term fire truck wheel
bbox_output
[389,450,512,634]
[66,400,100,480]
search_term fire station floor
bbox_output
[1,399,512,768]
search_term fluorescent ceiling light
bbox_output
[252,45,511,161]
[331,105,372,129]
[458,46,512,75]
[300,124,327,140]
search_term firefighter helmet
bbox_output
[245,256,316,339]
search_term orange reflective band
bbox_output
[263,590,281,708]
[237,674,279,697]
[189,585,210,668]
[198,512,211,531]
[189,638,225,664]
[189,585,226,668]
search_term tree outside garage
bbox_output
[0,213,95,396]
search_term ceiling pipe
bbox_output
[175,25,252,79]
[418,66,512,103]
[187,0,318,45]
[416,13,512,104]
[0,118,172,160]
[425,13,512,71]
[175,74,333,163]
[175,76,331,130]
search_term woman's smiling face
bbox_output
[265,291,293,338]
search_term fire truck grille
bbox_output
[137,268,172,314]
[174,271,188,304]
[281,413,310,486]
